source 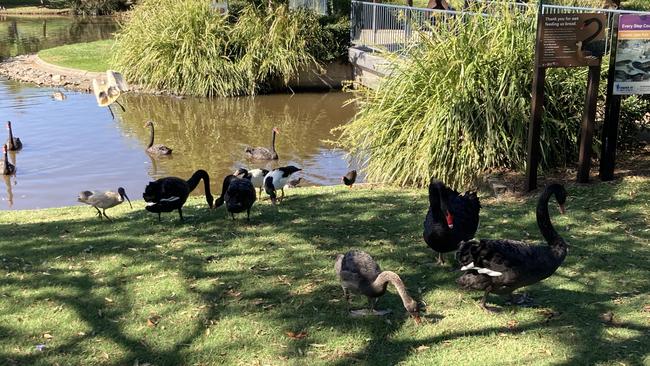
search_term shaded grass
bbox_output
[37,39,113,72]
[0,180,649,365]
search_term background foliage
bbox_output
[337,4,649,189]
[112,0,349,97]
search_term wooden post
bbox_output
[599,14,621,181]
[525,0,545,192]
[577,65,601,183]
[526,67,546,192]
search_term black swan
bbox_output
[234,168,268,198]
[577,17,605,59]
[143,169,213,221]
[456,183,568,311]
[144,121,173,155]
[342,170,357,188]
[264,165,302,205]
[335,250,421,323]
[78,187,132,220]
[214,174,256,221]
[6,121,22,151]
[2,145,16,175]
[423,178,481,265]
[245,127,279,160]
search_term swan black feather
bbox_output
[456,183,568,310]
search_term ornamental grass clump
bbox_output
[112,0,244,96]
[113,0,337,97]
[338,5,588,189]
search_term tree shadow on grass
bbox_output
[0,180,648,365]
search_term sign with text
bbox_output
[537,13,607,68]
[613,15,650,95]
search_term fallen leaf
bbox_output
[415,345,430,352]
[43,333,53,339]
[600,311,615,324]
[104,297,114,303]
[147,314,161,327]
[310,343,326,348]
[642,305,650,312]
[286,331,308,340]
[506,320,519,330]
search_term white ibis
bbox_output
[92,70,129,120]
[78,187,132,220]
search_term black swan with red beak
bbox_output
[456,183,568,311]
[423,178,481,265]
[143,170,213,221]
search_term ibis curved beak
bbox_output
[124,192,133,209]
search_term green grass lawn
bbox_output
[37,40,114,72]
[0,178,648,365]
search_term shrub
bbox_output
[113,0,344,96]
[336,5,591,189]
[67,0,131,15]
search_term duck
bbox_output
[78,187,132,220]
[2,144,16,175]
[342,170,357,188]
[245,127,279,160]
[456,183,568,312]
[143,169,213,221]
[5,121,22,151]
[234,167,268,198]
[144,121,172,155]
[263,165,302,205]
[214,174,256,221]
[423,178,481,265]
[335,250,421,323]
[92,70,129,120]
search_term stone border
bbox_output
[0,54,164,95]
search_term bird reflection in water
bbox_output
[2,175,15,207]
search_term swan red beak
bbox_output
[445,211,454,229]
[559,204,566,215]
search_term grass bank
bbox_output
[37,39,113,72]
[0,180,648,365]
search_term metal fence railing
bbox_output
[351,0,650,54]
[289,0,328,15]
[350,1,463,53]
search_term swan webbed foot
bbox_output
[506,293,535,307]
[349,308,393,317]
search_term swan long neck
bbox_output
[7,123,15,150]
[3,149,8,172]
[371,271,416,310]
[271,130,276,153]
[536,188,566,258]
[147,123,154,148]
[187,169,214,208]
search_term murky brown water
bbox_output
[0,78,357,210]
[0,15,117,59]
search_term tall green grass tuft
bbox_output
[337,6,590,189]
[113,0,342,97]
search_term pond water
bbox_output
[0,78,356,210]
[0,15,118,59]
[0,16,357,210]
